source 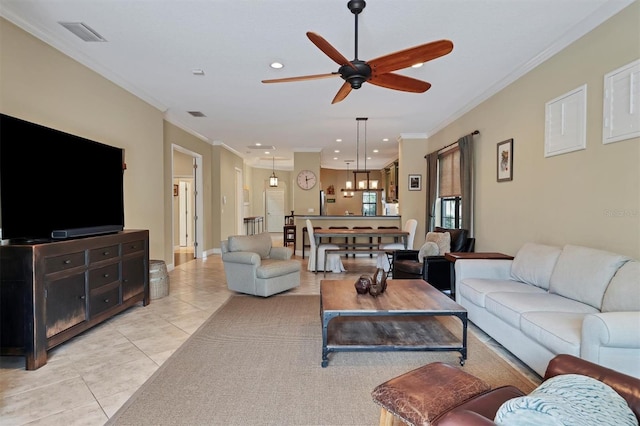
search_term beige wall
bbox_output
[0,18,166,259]
[293,151,322,215]
[400,2,640,258]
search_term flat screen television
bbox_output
[0,113,125,242]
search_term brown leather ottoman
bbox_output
[371,362,491,426]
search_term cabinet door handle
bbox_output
[102,251,110,256]
[64,259,71,264]
[79,295,86,300]
[104,299,110,303]
[103,273,109,278]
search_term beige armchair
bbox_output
[221,232,301,297]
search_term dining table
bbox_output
[312,227,409,274]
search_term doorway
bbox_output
[172,145,203,266]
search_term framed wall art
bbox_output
[173,184,179,196]
[408,174,422,191]
[497,139,513,182]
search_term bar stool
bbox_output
[352,226,373,258]
[328,226,349,258]
[283,224,296,253]
[302,226,321,259]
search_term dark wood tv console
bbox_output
[0,230,150,370]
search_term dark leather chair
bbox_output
[392,227,475,297]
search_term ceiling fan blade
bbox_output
[368,73,431,93]
[262,72,338,84]
[307,32,356,70]
[368,39,453,75]
[331,81,353,104]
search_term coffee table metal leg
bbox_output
[452,312,468,365]
[321,312,337,367]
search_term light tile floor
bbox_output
[0,235,541,425]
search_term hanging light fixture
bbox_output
[343,162,354,198]
[269,156,278,187]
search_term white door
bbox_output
[179,180,193,246]
[266,190,285,232]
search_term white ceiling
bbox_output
[1,0,634,171]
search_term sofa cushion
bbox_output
[494,374,638,426]
[256,258,300,279]
[601,260,640,312]
[549,245,631,310]
[434,227,468,252]
[458,278,545,308]
[228,232,272,259]
[426,232,451,255]
[484,292,598,329]
[520,312,584,356]
[510,243,562,290]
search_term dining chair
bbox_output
[306,220,346,273]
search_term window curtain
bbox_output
[459,134,474,233]
[425,152,438,232]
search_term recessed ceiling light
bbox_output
[336,138,342,142]
[373,149,379,153]
[333,157,338,160]
[334,150,340,153]
[192,69,205,75]
[256,143,262,146]
[270,62,284,69]
[265,151,271,155]
[411,63,424,68]
[383,138,389,142]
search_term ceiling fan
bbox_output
[261,0,453,104]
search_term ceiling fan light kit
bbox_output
[261,0,453,104]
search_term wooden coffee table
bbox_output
[319,279,468,367]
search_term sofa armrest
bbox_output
[221,251,261,265]
[582,311,640,349]
[269,246,293,260]
[544,354,640,420]
[434,409,498,426]
[454,259,513,282]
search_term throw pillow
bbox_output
[426,232,451,255]
[494,374,638,426]
[418,241,440,263]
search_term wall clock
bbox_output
[296,170,317,190]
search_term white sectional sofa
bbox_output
[454,243,640,378]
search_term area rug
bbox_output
[108,295,539,425]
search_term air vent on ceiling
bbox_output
[188,111,206,117]
[58,22,107,42]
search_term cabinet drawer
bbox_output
[89,282,120,318]
[89,245,119,263]
[122,240,145,255]
[88,263,120,290]
[45,252,86,274]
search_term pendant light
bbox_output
[343,162,354,198]
[269,156,278,187]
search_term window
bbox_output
[362,191,377,216]
[438,147,462,228]
[441,197,461,228]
